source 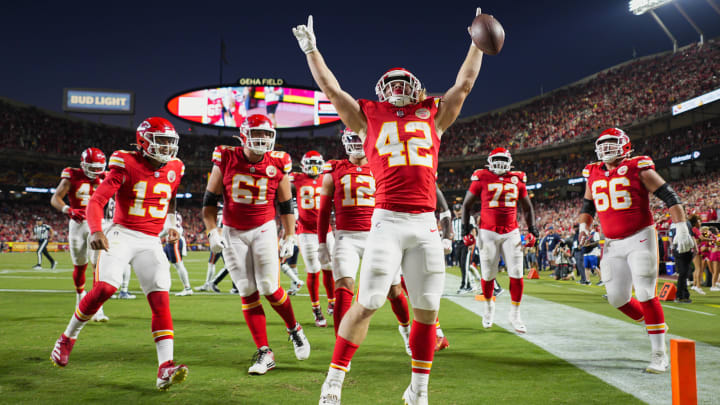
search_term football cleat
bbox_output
[313,307,327,328]
[327,301,335,316]
[402,384,428,405]
[118,291,136,299]
[210,283,221,293]
[248,346,275,375]
[482,300,495,329]
[645,351,669,374]
[195,284,210,292]
[509,308,527,334]
[175,288,194,297]
[229,287,239,295]
[50,333,75,367]
[398,325,412,356]
[287,280,304,296]
[51,261,57,270]
[156,360,188,391]
[288,324,311,360]
[32,264,42,270]
[92,308,109,323]
[435,336,449,352]
[319,380,343,405]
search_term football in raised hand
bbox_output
[469,14,505,55]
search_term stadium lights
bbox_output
[629,0,674,15]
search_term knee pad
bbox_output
[360,292,387,310]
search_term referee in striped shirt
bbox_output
[32,218,56,270]
[451,203,475,291]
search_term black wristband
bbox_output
[653,183,682,208]
[202,190,220,207]
[580,198,596,217]
[278,199,293,215]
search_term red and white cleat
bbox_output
[434,336,449,352]
[156,360,188,391]
[50,333,76,367]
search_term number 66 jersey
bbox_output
[212,145,292,230]
[582,155,655,239]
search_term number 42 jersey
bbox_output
[212,146,292,231]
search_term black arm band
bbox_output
[580,198,596,217]
[278,199,293,215]
[653,183,682,208]
[202,190,220,207]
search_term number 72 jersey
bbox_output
[468,168,528,234]
[582,156,655,239]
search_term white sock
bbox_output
[649,333,666,354]
[121,266,131,291]
[174,262,191,289]
[327,367,346,384]
[64,314,88,339]
[282,263,301,284]
[411,372,429,394]
[206,263,216,284]
[399,324,410,336]
[436,326,444,338]
[156,339,174,365]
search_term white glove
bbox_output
[318,242,331,265]
[280,234,297,259]
[578,223,590,247]
[673,222,695,254]
[207,228,226,253]
[442,238,452,255]
[292,15,317,54]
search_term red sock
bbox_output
[388,291,410,326]
[72,264,88,293]
[400,276,408,296]
[481,278,494,299]
[307,272,320,307]
[509,277,523,305]
[639,297,666,334]
[333,287,354,336]
[76,281,116,320]
[265,287,297,329]
[617,297,645,322]
[322,270,335,300]
[241,291,268,348]
[409,320,435,374]
[330,335,359,372]
[147,291,174,342]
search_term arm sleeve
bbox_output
[87,169,123,234]
[317,193,333,244]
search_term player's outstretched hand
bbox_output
[673,222,695,254]
[89,231,109,251]
[207,228,226,253]
[293,15,317,54]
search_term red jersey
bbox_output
[583,156,655,239]
[290,172,330,234]
[206,96,223,125]
[60,167,103,210]
[100,150,184,236]
[359,98,440,213]
[325,159,375,232]
[468,169,528,234]
[213,146,292,231]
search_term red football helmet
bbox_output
[136,117,179,163]
[341,128,364,158]
[80,147,106,179]
[595,128,632,163]
[301,150,325,176]
[239,114,276,154]
[487,147,512,175]
[375,67,422,107]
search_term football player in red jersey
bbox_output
[460,147,538,334]
[291,150,336,327]
[50,147,110,321]
[294,9,485,403]
[50,117,189,391]
[201,114,310,376]
[577,128,694,374]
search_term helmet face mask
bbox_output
[487,147,512,175]
[136,118,179,163]
[80,147,106,179]
[375,68,422,107]
[241,114,276,154]
[341,128,364,158]
[595,128,631,163]
[301,151,324,176]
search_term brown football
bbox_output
[469,14,505,55]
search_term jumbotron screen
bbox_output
[165,82,340,130]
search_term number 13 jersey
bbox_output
[359,98,440,214]
[212,145,292,230]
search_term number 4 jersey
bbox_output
[582,156,655,239]
[60,167,104,210]
[468,169,528,234]
[324,159,376,232]
[212,145,292,231]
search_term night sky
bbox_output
[2,0,719,136]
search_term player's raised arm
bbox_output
[435,8,485,134]
[293,15,367,137]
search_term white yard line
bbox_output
[443,273,720,405]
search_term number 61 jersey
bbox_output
[212,145,292,230]
[106,150,184,236]
[582,156,655,239]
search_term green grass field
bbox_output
[1,251,718,404]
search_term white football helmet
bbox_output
[375,68,422,107]
[487,147,512,175]
[239,114,276,154]
[341,128,364,158]
[301,150,324,176]
[595,128,632,163]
